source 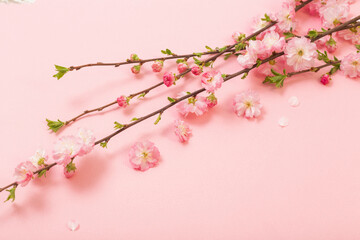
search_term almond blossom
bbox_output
[340,52,360,78]
[191,65,202,76]
[151,60,163,72]
[163,72,175,87]
[336,28,360,45]
[262,31,286,54]
[205,93,218,108]
[177,62,189,74]
[174,120,192,143]
[77,128,96,156]
[129,140,160,171]
[117,95,129,108]
[284,37,317,71]
[53,136,82,166]
[233,90,262,119]
[201,70,223,93]
[176,92,208,117]
[29,149,48,169]
[14,161,37,187]
[319,0,349,28]
[276,0,296,32]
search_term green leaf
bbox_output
[356,45,360,52]
[235,42,246,52]
[221,74,227,79]
[224,53,232,60]
[283,32,295,39]
[193,52,203,57]
[241,73,248,79]
[205,45,213,52]
[167,97,176,103]
[66,161,77,172]
[154,113,162,125]
[114,121,124,130]
[53,65,69,80]
[317,50,330,63]
[131,117,139,121]
[4,186,17,203]
[46,119,64,133]
[256,59,262,68]
[218,46,228,52]
[261,13,271,22]
[38,169,47,178]
[176,59,186,64]
[193,57,202,66]
[137,92,147,99]
[329,62,341,75]
[204,61,213,67]
[100,141,108,148]
[161,49,174,56]
[263,69,287,88]
[307,30,318,39]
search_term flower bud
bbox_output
[191,65,203,75]
[151,60,164,72]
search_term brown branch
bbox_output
[287,60,341,77]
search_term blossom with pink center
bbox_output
[151,60,163,72]
[29,149,48,169]
[319,0,349,28]
[129,140,160,171]
[176,92,208,117]
[201,70,223,93]
[191,65,202,75]
[336,28,360,44]
[237,51,257,68]
[77,128,96,157]
[174,120,192,143]
[251,13,277,39]
[340,52,360,78]
[205,93,218,108]
[320,73,331,85]
[276,0,296,32]
[262,31,286,54]
[233,90,263,119]
[117,95,129,108]
[177,62,189,74]
[284,37,317,71]
[163,72,176,87]
[53,136,82,166]
[131,65,141,74]
[237,40,263,68]
[14,161,36,187]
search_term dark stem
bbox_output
[287,60,341,77]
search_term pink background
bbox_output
[1,0,360,239]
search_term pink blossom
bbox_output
[14,161,36,187]
[151,60,163,72]
[77,128,95,156]
[336,28,360,44]
[131,65,141,74]
[53,136,82,166]
[177,62,189,74]
[163,72,175,87]
[233,90,262,119]
[129,53,139,61]
[262,31,286,54]
[191,65,203,75]
[237,51,257,68]
[29,148,48,169]
[305,0,324,16]
[176,92,208,117]
[284,37,317,71]
[340,52,360,78]
[251,14,277,39]
[319,0,349,28]
[205,93,218,108]
[237,40,262,68]
[129,140,160,171]
[117,95,129,108]
[64,167,75,178]
[201,70,223,93]
[174,120,192,143]
[276,0,296,32]
[320,73,331,85]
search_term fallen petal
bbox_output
[288,96,300,107]
[67,220,80,231]
[278,117,289,127]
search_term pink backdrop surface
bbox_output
[1,0,360,239]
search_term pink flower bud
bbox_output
[320,74,331,85]
[163,72,175,87]
[177,62,189,74]
[151,60,164,72]
[191,65,203,76]
[206,93,218,108]
[117,95,129,108]
[129,53,140,61]
[131,65,141,74]
[64,167,75,178]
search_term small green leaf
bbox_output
[307,29,318,39]
[193,52,203,57]
[317,50,330,63]
[204,61,213,67]
[235,42,246,52]
[100,141,108,148]
[154,113,162,125]
[218,46,228,52]
[356,44,360,52]
[38,169,47,178]
[241,73,248,79]
[193,57,202,66]
[46,119,64,133]
[131,117,139,121]
[176,59,186,64]
[256,59,262,68]
[224,53,232,60]
[114,121,124,130]
[205,45,213,52]
[263,69,287,88]
[66,161,77,172]
[221,74,227,79]
[4,186,17,203]
[53,65,69,80]
[161,49,174,56]
[261,13,271,22]
[283,32,295,39]
[137,92,147,99]
[167,97,176,103]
